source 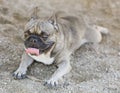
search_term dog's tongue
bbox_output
[25,48,40,56]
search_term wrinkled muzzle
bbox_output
[24,35,54,53]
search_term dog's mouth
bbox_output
[39,42,54,54]
[25,43,54,56]
[24,35,55,55]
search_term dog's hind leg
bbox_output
[93,25,109,35]
[80,25,109,53]
[84,25,109,44]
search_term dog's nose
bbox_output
[30,38,37,43]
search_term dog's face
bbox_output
[24,17,57,54]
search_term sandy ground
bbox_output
[0,0,120,93]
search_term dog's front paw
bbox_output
[44,78,59,88]
[13,69,27,79]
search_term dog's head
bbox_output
[24,14,58,54]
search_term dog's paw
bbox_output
[44,78,59,88]
[13,69,27,79]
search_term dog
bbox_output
[13,11,108,87]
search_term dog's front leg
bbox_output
[13,52,34,79]
[44,58,72,87]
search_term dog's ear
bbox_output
[48,13,57,25]
[30,7,39,20]
[25,7,39,31]
[48,13,58,31]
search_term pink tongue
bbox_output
[25,48,39,56]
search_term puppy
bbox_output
[13,11,108,87]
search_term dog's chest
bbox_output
[28,53,54,65]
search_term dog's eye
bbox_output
[41,31,49,40]
[24,30,31,37]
